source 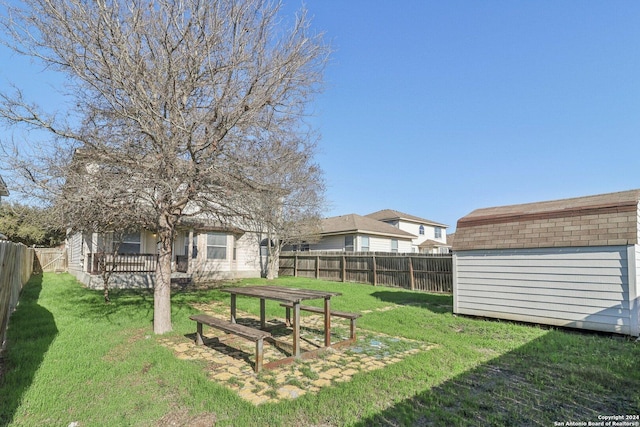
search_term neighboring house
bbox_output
[365,209,449,254]
[452,189,640,337]
[67,217,265,289]
[287,213,416,253]
[446,232,456,250]
[0,175,8,203]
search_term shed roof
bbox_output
[453,189,640,251]
[365,209,448,228]
[321,214,416,239]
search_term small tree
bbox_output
[0,0,328,333]
[91,232,124,303]
[238,133,325,279]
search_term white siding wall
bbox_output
[454,246,637,336]
[369,236,396,252]
[310,234,413,253]
[233,232,261,275]
[398,221,444,245]
[397,239,413,253]
[67,233,82,265]
[310,235,346,251]
[188,232,261,278]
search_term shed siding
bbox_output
[454,246,634,335]
[631,245,639,336]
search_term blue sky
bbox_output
[2,1,640,231]
[287,1,640,230]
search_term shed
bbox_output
[452,189,639,336]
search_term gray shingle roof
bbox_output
[321,214,416,239]
[365,209,448,228]
[454,189,640,251]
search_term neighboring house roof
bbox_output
[365,209,448,228]
[418,239,450,249]
[0,175,9,197]
[446,232,456,247]
[321,214,416,239]
[454,189,640,251]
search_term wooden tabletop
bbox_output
[221,285,341,304]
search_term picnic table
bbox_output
[220,285,341,359]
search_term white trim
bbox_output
[452,253,459,313]
[629,245,639,336]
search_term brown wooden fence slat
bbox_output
[0,241,34,349]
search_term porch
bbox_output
[86,253,190,274]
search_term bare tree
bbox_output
[0,0,328,333]
[238,132,325,279]
[91,232,123,303]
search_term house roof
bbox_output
[365,209,448,228]
[418,239,451,249]
[0,175,9,197]
[453,189,640,251]
[321,214,416,239]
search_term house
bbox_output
[64,148,268,288]
[365,209,449,253]
[452,189,640,336]
[67,218,265,289]
[288,213,416,253]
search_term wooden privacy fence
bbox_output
[279,251,452,293]
[34,247,67,273]
[0,241,34,348]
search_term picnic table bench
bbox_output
[189,314,272,373]
[279,303,361,341]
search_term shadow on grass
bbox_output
[371,290,453,314]
[0,275,57,426]
[353,329,640,426]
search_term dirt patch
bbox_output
[156,408,217,426]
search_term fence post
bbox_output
[342,255,346,282]
[293,254,298,277]
[315,255,320,279]
[372,254,377,286]
[409,257,415,291]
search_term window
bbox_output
[207,233,227,260]
[391,239,398,253]
[119,232,141,254]
[419,225,425,235]
[434,227,442,239]
[361,236,370,252]
[184,234,198,259]
[345,236,354,252]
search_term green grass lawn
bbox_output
[1,273,638,426]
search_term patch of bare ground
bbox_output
[156,408,216,426]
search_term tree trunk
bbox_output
[266,244,280,280]
[154,225,173,334]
